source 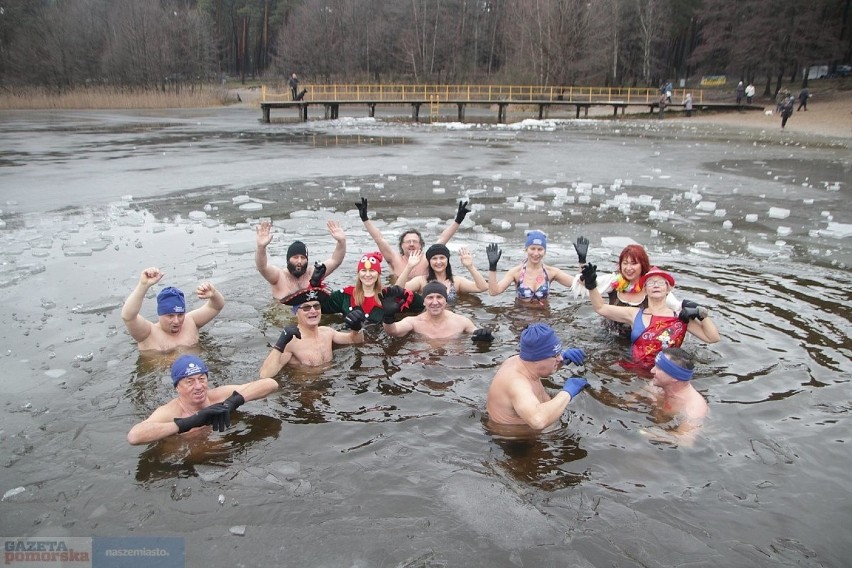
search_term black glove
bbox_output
[486,243,502,271]
[472,328,494,342]
[383,285,406,299]
[309,262,327,288]
[222,390,245,413]
[381,295,402,324]
[344,308,367,331]
[455,200,471,224]
[580,263,597,290]
[174,403,231,434]
[273,325,301,352]
[356,197,369,222]
[573,236,589,264]
[678,301,708,322]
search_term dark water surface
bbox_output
[0,107,850,567]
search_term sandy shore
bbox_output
[667,90,852,139]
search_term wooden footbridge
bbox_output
[259,84,763,123]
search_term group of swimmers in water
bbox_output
[125,198,720,446]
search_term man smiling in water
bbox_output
[485,323,588,431]
[127,355,278,445]
[642,348,708,444]
[121,266,225,352]
[259,288,364,376]
[382,281,493,341]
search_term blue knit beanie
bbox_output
[170,354,209,386]
[157,287,186,316]
[525,230,547,250]
[519,323,562,361]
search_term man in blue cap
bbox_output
[121,266,225,351]
[485,323,588,430]
[127,355,278,445]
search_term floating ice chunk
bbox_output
[202,219,219,229]
[492,186,503,193]
[433,180,441,186]
[803,199,814,205]
[230,526,246,537]
[547,210,562,217]
[433,187,446,194]
[189,211,207,221]
[578,195,591,204]
[491,218,512,230]
[44,368,66,378]
[197,260,217,271]
[342,185,361,193]
[543,187,568,197]
[745,214,758,222]
[827,183,840,192]
[768,207,790,219]
[491,174,502,181]
[63,248,93,257]
[75,353,94,362]
[2,487,25,501]
[820,222,852,239]
[0,220,5,229]
[776,226,792,236]
[575,182,592,192]
[239,202,263,212]
[696,201,716,212]
[722,220,733,229]
[820,211,831,217]
[232,195,251,204]
[747,243,782,257]
[714,209,727,217]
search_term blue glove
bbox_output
[562,377,588,398]
[561,348,585,365]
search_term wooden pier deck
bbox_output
[258,84,764,123]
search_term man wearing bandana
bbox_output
[255,219,347,300]
[642,348,708,444]
[259,287,364,376]
[121,266,225,352]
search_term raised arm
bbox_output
[396,250,422,289]
[457,247,488,293]
[260,326,300,378]
[356,197,403,273]
[189,282,225,328]
[321,219,347,275]
[435,200,470,245]
[120,267,162,342]
[485,243,517,295]
[255,220,281,286]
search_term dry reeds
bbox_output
[0,85,236,110]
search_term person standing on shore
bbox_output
[684,93,693,117]
[735,81,745,105]
[781,94,795,128]
[289,73,299,100]
[121,267,225,352]
[745,82,755,104]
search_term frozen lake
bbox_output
[0,106,850,566]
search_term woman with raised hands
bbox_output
[395,244,487,304]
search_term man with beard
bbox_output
[382,281,493,341]
[255,219,347,300]
[259,288,364,376]
[127,354,278,445]
[121,267,225,352]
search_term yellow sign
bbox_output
[700,75,727,86]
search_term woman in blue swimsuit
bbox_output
[486,230,581,306]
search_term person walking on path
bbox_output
[797,88,810,111]
[781,94,795,128]
[735,81,745,105]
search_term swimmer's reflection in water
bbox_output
[483,421,589,490]
[134,412,282,484]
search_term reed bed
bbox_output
[0,85,235,110]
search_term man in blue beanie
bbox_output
[127,354,278,445]
[485,323,588,430]
[121,266,225,352]
[255,219,347,301]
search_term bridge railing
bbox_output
[261,84,703,104]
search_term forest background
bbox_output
[0,0,849,103]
